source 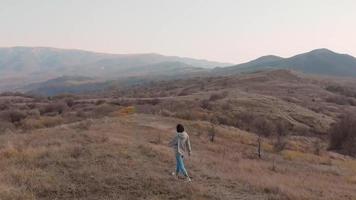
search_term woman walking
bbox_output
[169,124,192,182]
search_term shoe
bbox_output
[172,172,179,179]
[186,177,192,182]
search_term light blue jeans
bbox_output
[175,153,188,177]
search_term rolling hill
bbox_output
[1,69,356,199]
[0,47,231,91]
[3,47,356,95]
[22,76,156,96]
[214,49,356,77]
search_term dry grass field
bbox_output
[0,113,355,199]
[0,69,356,199]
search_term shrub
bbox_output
[273,121,288,152]
[94,104,117,116]
[118,106,136,115]
[65,98,75,107]
[95,100,106,105]
[209,91,228,101]
[221,102,232,111]
[234,111,257,130]
[252,117,275,137]
[348,98,356,106]
[329,113,356,157]
[313,140,322,156]
[21,116,64,129]
[0,121,15,132]
[135,104,156,114]
[326,95,349,105]
[76,110,89,118]
[27,109,41,118]
[214,114,232,126]
[0,109,27,123]
[175,111,193,120]
[326,85,356,98]
[149,98,161,105]
[177,89,190,96]
[72,120,92,130]
[200,99,213,110]
[27,103,37,109]
[110,99,131,106]
[0,103,9,110]
[134,99,161,106]
[160,109,173,117]
[40,116,64,127]
[40,102,68,115]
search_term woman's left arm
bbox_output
[186,135,192,156]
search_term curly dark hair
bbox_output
[176,124,185,133]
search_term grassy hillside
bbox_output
[113,70,356,136]
[1,70,356,199]
[0,113,355,200]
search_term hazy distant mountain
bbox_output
[23,71,209,96]
[0,47,231,92]
[4,47,356,95]
[22,66,208,96]
[214,49,356,77]
[22,76,114,96]
[0,47,230,78]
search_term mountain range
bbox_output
[214,48,356,77]
[0,46,230,79]
[1,47,356,95]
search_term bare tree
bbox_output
[274,121,288,152]
[257,135,262,158]
[209,117,219,142]
[252,117,275,158]
[209,124,216,142]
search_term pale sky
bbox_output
[1,0,356,63]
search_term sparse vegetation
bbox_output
[0,113,355,200]
[273,121,288,152]
[208,122,217,142]
[326,85,356,98]
[252,117,275,137]
[329,113,356,157]
[39,102,68,115]
[0,109,26,124]
[209,91,228,101]
[1,70,356,199]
